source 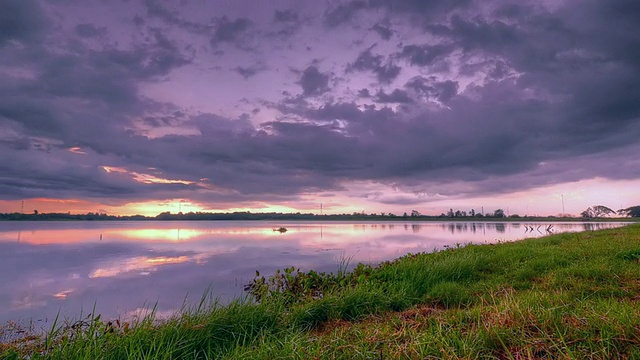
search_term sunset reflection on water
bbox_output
[89,255,193,278]
[0,220,628,324]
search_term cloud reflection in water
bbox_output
[0,221,627,324]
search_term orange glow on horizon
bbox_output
[121,199,208,216]
[0,198,108,215]
[0,178,639,217]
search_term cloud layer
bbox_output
[1,0,639,211]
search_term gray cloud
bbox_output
[347,47,401,83]
[428,15,523,54]
[0,0,639,208]
[274,9,299,23]
[405,77,459,103]
[357,88,371,98]
[298,66,330,96]
[144,0,212,34]
[233,63,267,79]
[369,0,472,15]
[323,0,473,28]
[0,0,47,46]
[212,16,252,44]
[373,89,413,103]
[324,1,367,28]
[399,43,455,67]
[371,22,393,40]
[74,24,106,38]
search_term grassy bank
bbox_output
[3,225,640,359]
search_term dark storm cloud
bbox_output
[405,77,459,103]
[347,47,401,83]
[1,0,640,206]
[323,0,472,28]
[232,63,267,79]
[274,9,299,23]
[3,28,190,135]
[323,1,367,28]
[371,23,393,40]
[373,89,413,104]
[399,44,455,67]
[271,8,305,37]
[0,5,198,203]
[144,0,212,34]
[0,0,47,46]
[369,0,472,15]
[298,66,330,96]
[357,89,371,98]
[0,152,144,201]
[211,16,252,44]
[74,24,106,38]
[276,63,639,196]
[427,15,523,55]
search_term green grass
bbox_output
[3,225,640,359]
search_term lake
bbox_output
[0,220,628,326]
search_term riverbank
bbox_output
[2,224,640,359]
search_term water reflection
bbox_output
[0,220,628,324]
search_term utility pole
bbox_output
[21,201,24,213]
[561,194,565,215]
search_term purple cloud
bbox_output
[0,0,638,211]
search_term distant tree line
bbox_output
[439,208,508,218]
[1,205,638,221]
[0,210,512,221]
[0,211,147,221]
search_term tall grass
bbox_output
[3,224,640,359]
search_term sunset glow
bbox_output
[101,166,195,186]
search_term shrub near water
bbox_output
[3,224,640,359]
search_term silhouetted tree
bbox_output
[618,206,640,217]
[493,209,505,218]
[581,205,615,218]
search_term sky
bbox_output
[0,0,639,217]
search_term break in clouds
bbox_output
[0,0,639,208]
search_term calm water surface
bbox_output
[0,220,628,324]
